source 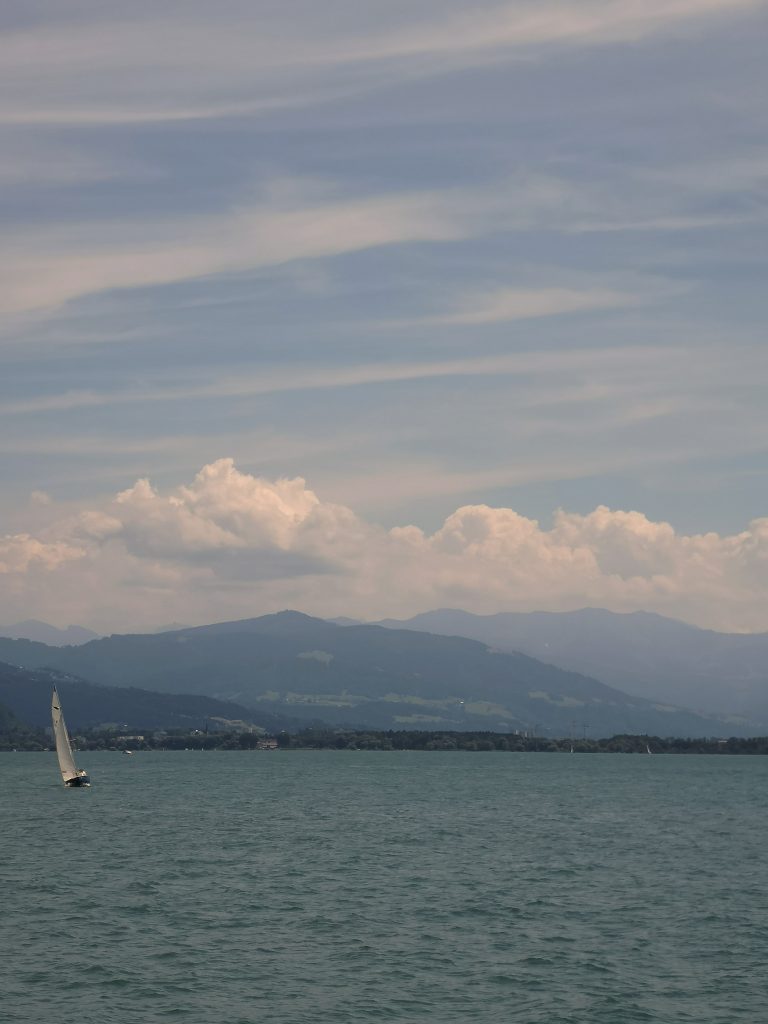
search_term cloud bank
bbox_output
[5,459,768,633]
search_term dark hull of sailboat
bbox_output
[64,775,91,787]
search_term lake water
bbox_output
[2,750,767,1023]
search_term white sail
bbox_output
[51,688,80,783]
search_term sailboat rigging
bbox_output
[51,688,90,787]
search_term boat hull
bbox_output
[64,775,91,787]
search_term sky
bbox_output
[1,0,768,633]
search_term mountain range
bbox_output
[0,611,748,737]
[372,608,768,720]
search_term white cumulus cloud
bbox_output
[3,459,768,633]
[0,533,85,574]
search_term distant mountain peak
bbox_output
[160,609,333,638]
[267,610,325,623]
[0,620,99,646]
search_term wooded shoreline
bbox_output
[4,727,768,754]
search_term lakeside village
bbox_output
[4,723,768,755]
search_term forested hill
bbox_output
[0,612,747,737]
[0,698,23,732]
[0,662,286,732]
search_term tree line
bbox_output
[5,723,768,754]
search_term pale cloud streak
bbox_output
[0,345,679,416]
[0,1,760,125]
[404,286,641,325]
[0,140,158,187]
[0,183,467,314]
[0,152,750,316]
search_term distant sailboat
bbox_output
[646,743,653,755]
[51,688,90,787]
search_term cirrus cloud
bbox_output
[0,0,759,126]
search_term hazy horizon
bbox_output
[1,603,763,641]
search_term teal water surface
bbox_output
[2,751,767,1023]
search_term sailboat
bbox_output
[51,688,91,787]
